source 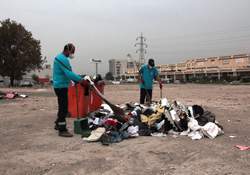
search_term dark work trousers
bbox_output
[54,88,68,132]
[140,88,152,104]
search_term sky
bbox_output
[1,0,250,75]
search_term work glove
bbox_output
[159,81,163,89]
[83,76,94,85]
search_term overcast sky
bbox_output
[1,0,250,75]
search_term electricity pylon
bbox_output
[135,33,147,67]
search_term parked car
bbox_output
[126,78,137,83]
[111,81,121,85]
[162,78,172,84]
[20,81,34,87]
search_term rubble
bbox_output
[81,98,224,145]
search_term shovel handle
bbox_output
[160,88,163,98]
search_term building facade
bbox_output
[125,54,250,82]
[109,59,139,78]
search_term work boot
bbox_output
[59,130,73,137]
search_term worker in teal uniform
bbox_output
[138,59,162,104]
[53,43,88,137]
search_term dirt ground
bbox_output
[0,84,249,175]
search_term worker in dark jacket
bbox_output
[53,43,88,137]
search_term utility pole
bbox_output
[135,33,147,67]
[91,59,102,75]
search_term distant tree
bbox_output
[0,19,44,86]
[105,72,114,80]
[31,74,39,84]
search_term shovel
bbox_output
[160,87,163,99]
[84,77,126,122]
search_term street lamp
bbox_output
[91,59,102,75]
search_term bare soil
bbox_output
[0,84,249,175]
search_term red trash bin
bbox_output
[89,83,104,112]
[68,82,104,118]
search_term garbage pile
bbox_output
[0,91,28,100]
[82,98,224,145]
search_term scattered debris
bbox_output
[83,127,106,142]
[80,98,224,145]
[151,133,167,137]
[5,92,18,99]
[0,91,28,100]
[235,145,250,151]
[19,94,28,98]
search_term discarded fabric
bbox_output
[80,98,223,145]
[82,127,105,142]
[235,145,250,151]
